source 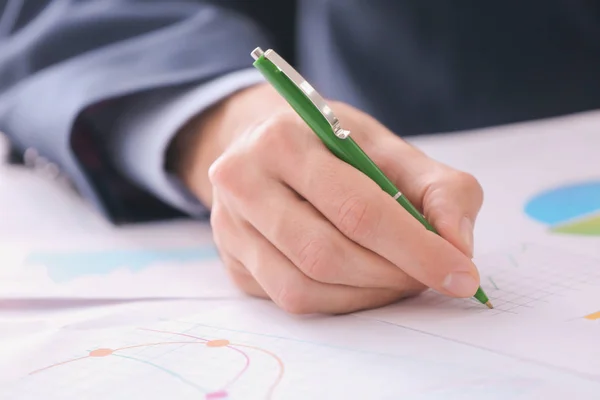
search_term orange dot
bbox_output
[89,348,113,357]
[206,339,230,347]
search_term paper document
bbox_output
[357,243,600,380]
[1,244,599,399]
[0,231,241,300]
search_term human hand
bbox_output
[173,83,483,314]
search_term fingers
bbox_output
[210,192,268,299]
[219,251,268,299]
[246,226,408,314]
[208,116,418,290]
[228,179,413,289]
[373,136,484,258]
[248,113,480,298]
[329,104,484,259]
[413,169,483,258]
[209,110,482,306]
[212,200,409,314]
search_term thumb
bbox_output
[418,170,483,258]
[372,138,483,258]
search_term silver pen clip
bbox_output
[251,47,350,139]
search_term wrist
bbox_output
[167,82,286,208]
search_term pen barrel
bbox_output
[254,51,489,307]
[253,55,436,234]
[342,138,437,233]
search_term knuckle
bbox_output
[226,267,250,291]
[297,237,336,282]
[275,281,313,314]
[454,171,482,191]
[337,195,379,240]
[452,170,484,204]
[209,203,228,232]
[208,152,243,190]
[223,261,252,293]
[249,112,298,155]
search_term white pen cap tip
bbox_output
[251,47,264,60]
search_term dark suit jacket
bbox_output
[1,1,599,223]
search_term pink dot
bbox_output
[206,390,228,399]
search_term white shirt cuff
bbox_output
[108,68,265,216]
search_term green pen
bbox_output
[251,47,492,309]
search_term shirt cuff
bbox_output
[107,68,265,216]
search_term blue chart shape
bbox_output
[524,181,600,225]
[25,246,219,283]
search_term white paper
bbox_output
[406,109,600,259]
[2,89,600,400]
[1,289,599,400]
[356,243,600,381]
[0,238,240,300]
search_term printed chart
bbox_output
[585,311,600,321]
[524,181,600,235]
[1,316,594,400]
[24,328,283,400]
[0,245,238,299]
[24,247,218,283]
[410,243,600,316]
[358,243,600,381]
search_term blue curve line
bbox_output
[111,354,208,393]
[524,181,600,225]
[24,246,219,283]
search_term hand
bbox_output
[172,83,484,314]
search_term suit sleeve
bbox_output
[0,0,278,224]
[99,68,266,218]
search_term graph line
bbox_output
[24,329,286,399]
[112,354,208,393]
[29,356,89,376]
[354,315,600,383]
[29,342,203,375]
[147,327,284,398]
[223,347,251,390]
[114,341,206,352]
[234,343,285,399]
[142,328,252,390]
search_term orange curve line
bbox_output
[138,328,282,396]
[233,344,285,400]
[138,328,251,389]
[29,356,90,375]
[27,332,284,399]
[28,342,204,376]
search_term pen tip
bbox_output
[485,301,494,309]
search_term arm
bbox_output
[0,0,290,223]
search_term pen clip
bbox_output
[252,47,350,139]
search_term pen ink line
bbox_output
[488,277,499,290]
[352,315,600,384]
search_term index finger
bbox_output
[273,133,480,298]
